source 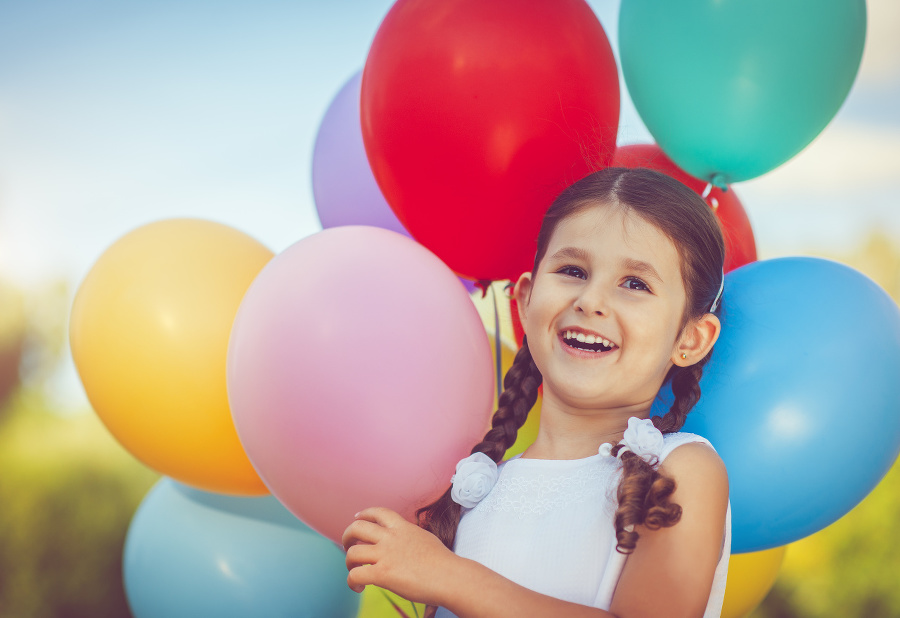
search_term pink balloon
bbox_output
[227,226,494,544]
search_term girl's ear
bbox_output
[513,272,533,329]
[673,313,721,367]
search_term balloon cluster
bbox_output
[68,1,892,617]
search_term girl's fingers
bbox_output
[354,506,405,527]
[347,563,378,593]
[341,518,385,551]
[345,542,379,571]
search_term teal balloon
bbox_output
[619,0,866,184]
[679,258,900,552]
[124,479,360,618]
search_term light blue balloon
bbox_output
[619,0,866,184]
[124,479,360,618]
[679,258,900,552]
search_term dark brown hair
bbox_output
[417,167,725,554]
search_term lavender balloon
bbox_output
[313,71,477,294]
[312,71,408,235]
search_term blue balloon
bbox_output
[124,479,359,618]
[679,258,900,552]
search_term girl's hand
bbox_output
[345,508,619,618]
[342,507,456,606]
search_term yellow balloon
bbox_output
[70,219,273,494]
[357,587,425,618]
[484,331,541,460]
[721,545,787,618]
[469,281,518,344]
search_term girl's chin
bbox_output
[543,384,619,408]
[543,383,658,413]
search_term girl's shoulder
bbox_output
[659,431,717,461]
[659,432,728,491]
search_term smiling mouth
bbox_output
[561,330,618,353]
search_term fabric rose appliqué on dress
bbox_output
[450,452,499,508]
[598,417,665,466]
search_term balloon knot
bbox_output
[474,280,493,298]
[711,173,729,192]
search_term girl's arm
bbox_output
[343,443,728,618]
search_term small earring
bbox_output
[680,353,687,360]
[503,282,515,300]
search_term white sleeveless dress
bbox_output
[435,432,731,617]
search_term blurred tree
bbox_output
[0,281,26,413]
[19,281,70,389]
[0,389,158,617]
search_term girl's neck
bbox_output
[521,390,652,460]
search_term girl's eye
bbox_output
[556,265,587,280]
[623,277,650,292]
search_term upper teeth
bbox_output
[565,330,613,348]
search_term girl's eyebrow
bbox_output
[546,246,590,263]
[621,257,664,284]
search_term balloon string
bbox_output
[490,283,502,401]
[379,589,412,618]
[701,182,713,199]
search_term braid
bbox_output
[469,338,542,461]
[652,360,706,434]
[417,338,542,549]
[611,353,711,553]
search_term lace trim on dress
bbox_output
[478,459,618,515]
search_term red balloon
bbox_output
[612,144,757,272]
[362,0,619,282]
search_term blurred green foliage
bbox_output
[0,283,26,411]
[0,389,158,617]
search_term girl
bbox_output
[342,167,731,618]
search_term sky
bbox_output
[0,0,898,406]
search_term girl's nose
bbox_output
[574,284,607,316]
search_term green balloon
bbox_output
[619,0,866,184]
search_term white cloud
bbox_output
[857,0,900,88]
[737,122,900,196]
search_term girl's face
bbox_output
[516,202,694,412]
